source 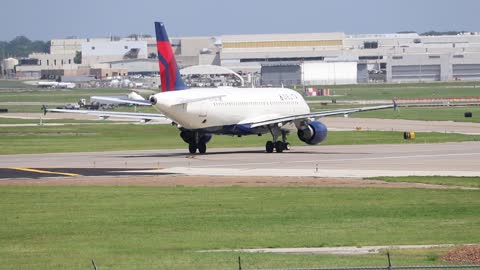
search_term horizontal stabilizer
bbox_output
[45,108,168,121]
[90,96,152,106]
[170,95,226,106]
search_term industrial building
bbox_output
[1,58,19,78]
[12,35,218,81]
[9,29,480,86]
[222,31,480,85]
[81,40,148,66]
[180,65,245,87]
[261,62,359,86]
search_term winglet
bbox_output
[154,22,188,92]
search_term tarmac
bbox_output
[2,113,480,179]
[1,142,480,179]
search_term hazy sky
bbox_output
[2,0,478,41]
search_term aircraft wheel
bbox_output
[198,142,207,154]
[275,141,284,153]
[265,141,274,153]
[284,142,290,150]
[188,143,197,154]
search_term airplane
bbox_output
[37,81,58,88]
[45,21,401,154]
[38,81,76,89]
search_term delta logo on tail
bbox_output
[154,22,188,92]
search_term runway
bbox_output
[0,168,174,179]
[1,142,480,179]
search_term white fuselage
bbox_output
[152,87,310,130]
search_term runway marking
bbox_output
[8,167,81,177]
[192,152,480,168]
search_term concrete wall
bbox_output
[261,64,301,86]
[109,59,158,74]
[357,64,368,83]
[386,52,480,82]
[28,52,79,70]
[82,41,148,65]
[50,39,87,55]
[302,62,357,85]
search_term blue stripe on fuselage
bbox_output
[190,124,266,136]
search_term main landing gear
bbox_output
[188,141,207,154]
[181,130,211,154]
[265,127,290,153]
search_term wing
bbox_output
[90,96,152,106]
[45,108,168,122]
[248,100,480,128]
[249,104,394,128]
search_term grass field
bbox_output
[0,186,478,270]
[1,81,479,103]
[351,106,480,123]
[0,124,478,155]
[2,82,479,269]
[370,176,480,188]
[3,104,479,124]
[0,104,158,114]
[0,105,46,113]
[0,88,134,103]
[308,104,480,123]
[0,117,111,125]
[1,82,480,124]
[305,82,480,101]
[0,80,31,89]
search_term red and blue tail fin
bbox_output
[155,22,188,92]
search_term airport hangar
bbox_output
[10,31,480,86]
[220,32,480,86]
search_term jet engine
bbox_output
[297,121,328,145]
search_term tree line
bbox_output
[0,36,50,61]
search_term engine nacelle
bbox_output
[297,121,328,145]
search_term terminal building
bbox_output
[11,29,480,86]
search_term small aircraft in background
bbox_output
[38,81,76,89]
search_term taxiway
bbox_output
[1,142,479,178]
